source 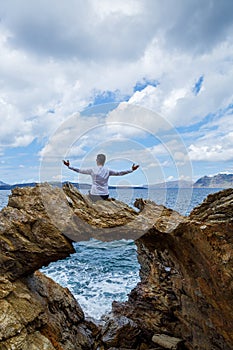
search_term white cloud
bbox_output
[107,101,173,135]
[1,0,154,62]
[127,39,233,128]
[1,2,233,136]
[187,110,233,162]
[188,144,232,161]
[0,0,233,182]
[92,0,142,18]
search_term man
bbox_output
[63,154,139,202]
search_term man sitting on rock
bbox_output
[63,154,139,202]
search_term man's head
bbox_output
[96,154,106,165]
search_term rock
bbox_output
[0,186,75,281]
[107,348,137,350]
[1,183,233,349]
[189,188,233,223]
[101,315,141,348]
[0,184,97,349]
[152,334,183,349]
[112,189,233,349]
[3,183,183,245]
[0,271,94,349]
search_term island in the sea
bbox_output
[193,173,233,188]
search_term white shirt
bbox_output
[69,165,133,195]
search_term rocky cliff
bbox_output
[112,188,233,349]
[0,184,95,349]
[0,183,233,349]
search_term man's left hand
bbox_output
[132,164,140,171]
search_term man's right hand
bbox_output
[63,160,70,167]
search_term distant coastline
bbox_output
[0,182,146,190]
[1,173,233,190]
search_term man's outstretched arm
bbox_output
[109,163,140,176]
[62,160,92,174]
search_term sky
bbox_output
[1,0,233,186]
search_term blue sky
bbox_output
[1,0,233,185]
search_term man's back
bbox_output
[90,166,110,195]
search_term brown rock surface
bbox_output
[113,189,233,349]
[0,271,93,349]
[0,184,98,349]
[0,183,233,349]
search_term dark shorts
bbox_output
[88,192,109,202]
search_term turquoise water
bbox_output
[0,187,223,319]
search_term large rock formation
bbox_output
[0,183,233,349]
[113,188,233,349]
[0,184,96,349]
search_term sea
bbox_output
[0,187,223,319]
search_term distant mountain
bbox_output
[146,180,193,189]
[193,173,233,188]
[2,174,232,191]
[1,180,194,190]
[0,181,92,190]
[0,180,8,185]
[0,182,37,190]
[0,181,11,189]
